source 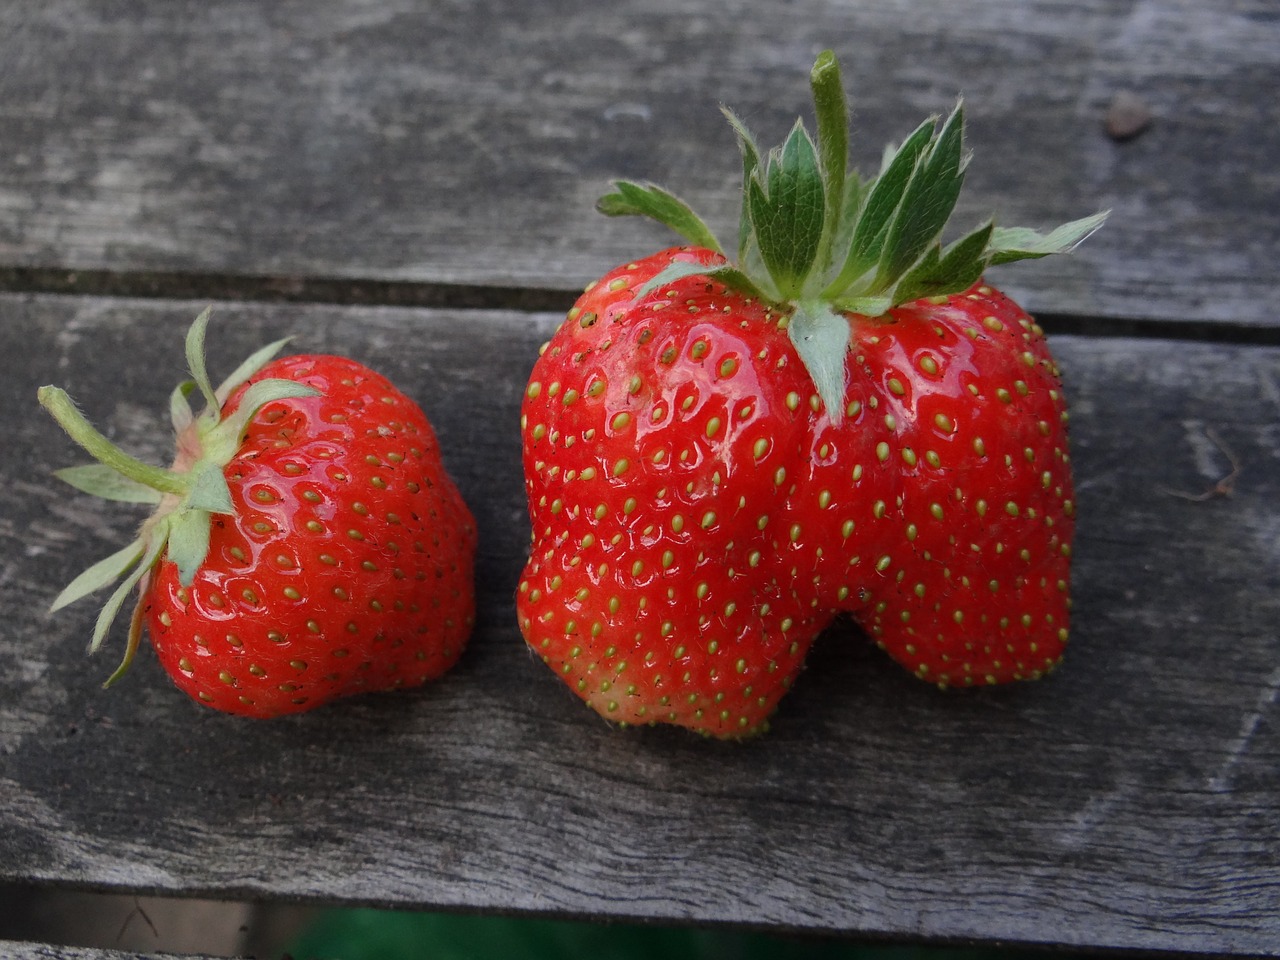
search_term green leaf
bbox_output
[832,294,894,318]
[875,102,967,289]
[721,107,764,263]
[54,464,164,504]
[201,378,319,463]
[988,211,1110,265]
[184,306,219,414]
[597,181,723,253]
[636,259,771,304]
[788,301,851,421]
[169,380,197,434]
[892,221,993,305]
[103,591,148,688]
[38,386,188,497]
[186,460,234,515]
[88,530,165,654]
[825,116,936,297]
[167,506,212,587]
[215,336,293,404]
[748,121,826,298]
[50,539,146,612]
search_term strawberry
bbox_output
[517,51,1104,737]
[40,310,476,717]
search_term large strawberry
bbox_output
[517,51,1104,737]
[40,310,476,717]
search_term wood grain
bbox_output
[0,1,1276,327]
[2,295,1277,954]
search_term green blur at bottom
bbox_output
[286,909,1065,960]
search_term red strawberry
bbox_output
[518,50,1104,736]
[40,310,476,717]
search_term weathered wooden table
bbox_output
[3,2,1278,956]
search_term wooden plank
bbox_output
[0,944,204,960]
[1,294,1278,954]
[0,0,1277,327]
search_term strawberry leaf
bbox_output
[748,121,826,298]
[103,592,148,688]
[988,211,1110,265]
[824,116,936,298]
[89,532,165,654]
[38,386,188,497]
[637,259,771,304]
[169,380,197,434]
[788,301,851,422]
[597,182,723,254]
[167,506,213,587]
[721,107,764,263]
[892,222,993,305]
[185,307,220,414]
[215,336,293,404]
[832,293,894,318]
[50,539,146,613]
[875,102,967,290]
[202,378,319,464]
[186,460,234,515]
[54,464,164,504]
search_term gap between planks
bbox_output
[3,265,1278,349]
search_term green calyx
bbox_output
[597,49,1108,420]
[39,308,318,685]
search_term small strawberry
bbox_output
[518,51,1104,736]
[40,309,476,717]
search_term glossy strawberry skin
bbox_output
[519,248,831,737]
[519,247,1074,734]
[145,354,476,717]
[810,284,1074,686]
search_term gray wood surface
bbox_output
[0,944,198,960]
[2,294,1277,954]
[1,0,1277,327]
